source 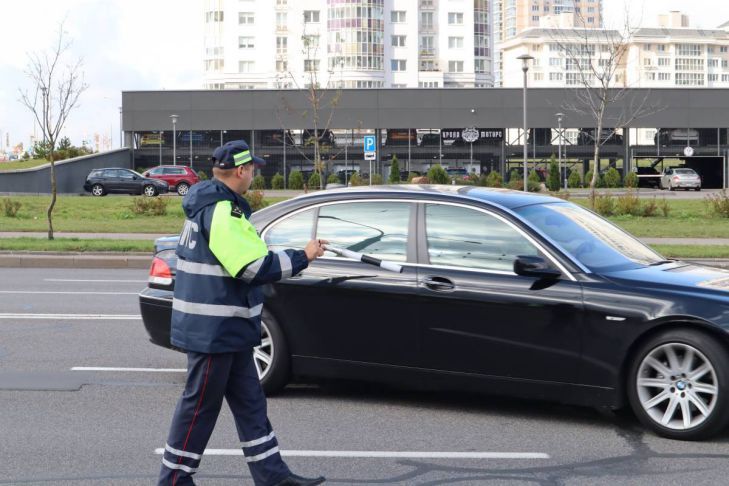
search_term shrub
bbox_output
[658,198,671,217]
[484,171,503,188]
[130,197,167,216]
[427,164,449,184]
[593,193,615,216]
[288,170,304,190]
[197,170,208,181]
[455,177,477,186]
[3,198,21,218]
[624,171,638,189]
[705,190,729,218]
[584,170,604,188]
[252,174,266,190]
[527,180,542,193]
[642,198,659,217]
[308,172,321,190]
[349,172,363,186]
[327,173,340,184]
[603,167,622,188]
[568,170,582,188]
[615,191,641,216]
[547,156,560,192]
[528,169,540,184]
[389,155,400,184]
[244,190,268,212]
[370,173,384,185]
[271,172,284,190]
[51,149,68,162]
[507,170,523,190]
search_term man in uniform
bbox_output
[158,140,326,486]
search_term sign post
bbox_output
[462,127,479,176]
[364,135,376,186]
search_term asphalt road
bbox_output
[1,267,729,486]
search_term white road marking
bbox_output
[154,449,549,459]
[73,367,185,373]
[0,291,138,295]
[43,279,147,283]
[0,313,140,320]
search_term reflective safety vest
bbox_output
[171,179,309,353]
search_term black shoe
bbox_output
[272,472,325,486]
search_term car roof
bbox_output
[285,185,563,210]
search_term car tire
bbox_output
[669,183,675,191]
[91,184,105,197]
[695,188,701,192]
[627,328,729,440]
[257,309,291,395]
[176,182,190,196]
[143,185,158,197]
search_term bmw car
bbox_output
[139,186,729,440]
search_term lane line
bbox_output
[43,279,148,283]
[0,291,138,296]
[72,367,185,373]
[153,449,550,459]
[0,313,140,320]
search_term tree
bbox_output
[389,155,400,184]
[547,155,560,192]
[18,24,87,240]
[427,165,449,184]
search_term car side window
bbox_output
[264,209,316,251]
[316,202,410,262]
[149,168,164,175]
[102,169,119,178]
[118,170,135,179]
[425,204,541,272]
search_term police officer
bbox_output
[158,140,326,486]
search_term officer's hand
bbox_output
[304,239,328,262]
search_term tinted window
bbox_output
[316,202,410,262]
[149,167,165,175]
[89,170,103,178]
[118,170,135,179]
[264,209,315,251]
[163,167,186,175]
[425,204,540,272]
[102,169,120,178]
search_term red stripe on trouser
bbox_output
[172,355,213,486]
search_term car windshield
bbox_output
[674,169,696,175]
[514,202,665,272]
[130,170,145,178]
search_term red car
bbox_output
[142,166,200,196]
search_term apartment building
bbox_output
[203,0,494,90]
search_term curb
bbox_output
[0,252,151,269]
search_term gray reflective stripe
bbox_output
[277,251,292,279]
[173,298,263,318]
[245,446,280,463]
[242,256,265,281]
[162,457,198,473]
[176,259,230,278]
[165,443,202,460]
[241,431,276,448]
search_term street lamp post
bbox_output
[158,131,163,165]
[119,107,123,148]
[556,112,564,190]
[517,54,534,192]
[170,114,179,166]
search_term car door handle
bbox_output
[423,276,455,291]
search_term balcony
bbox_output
[419,0,436,9]
[276,25,288,33]
[419,48,436,58]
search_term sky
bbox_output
[0,0,726,151]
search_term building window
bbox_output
[723,60,729,68]
[448,37,464,49]
[421,12,434,28]
[391,59,407,71]
[275,0,287,6]
[205,59,224,72]
[475,59,486,73]
[566,73,581,85]
[676,44,701,56]
[448,12,464,25]
[391,10,406,23]
[238,12,254,24]
[723,74,729,82]
[549,57,561,66]
[303,35,320,49]
[532,5,539,11]
[587,17,594,23]
[448,60,464,72]
[709,59,719,67]
[675,73,705,86]
[533,72,544,81]
[721,46,729,53]
[675,58,705,71]
[643,58,652,66]
[276,36,287,54]
[238,61,255,73]
[391,84,407,88]
[658,57,670,66]
[419,60,437,71]
[643,44,652,51]
[420,35,434,53]
[304,59,320,72]
[708,47,715,54]
[549,72,563,81]
[657,45,666,52]
[532,16,539,22]
[276,60,288,72]
[392,35,406,47]
[709,73,719,81]
[303,10,320,23]
[205,11,224,22]
[238,36,254,49]
[644,72,656,81]
[419,81,439,88]
[658,73,671,81]
[276,12,287,28]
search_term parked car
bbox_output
[139,186,729,440]
[445,167,470,180]
[660,167,702,191]
[84,168,168,197]
[143,165,200,196]
[655,128,699,146]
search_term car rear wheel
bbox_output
[256,310,290,395]
[143,185,158,197]
[176,182,190,196]
[627,329,729,440]
[91,184,105,197]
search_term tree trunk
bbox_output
[589,111,604,208]
[47,153,56,240]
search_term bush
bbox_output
[197,170,208,181]
[51,149,69,162]
[130,197,167,216]
[705,190,729,218]
[327,173,340,184]
[527,180,542,193]
[288,170,304,190]
[615,191,641,216]
[349,172,363,186]
[507,170,523,190]
[271,172,284,190]
[659,198,671,217]
[603,167,622,188]
[624,171,638,189]
[252,174,266,190]
[455,177,477,186]
[547,156,560,192]
[642,198,659,217]
[389,155,400,184]
[244,190,268,212]
[568,170,582,188]
[370,173,384,185]
[584,170,604,188]
[484,171,503,188]
[528,169,540,184]
[308,172,322,190]
[427,165,449,184]
[593,193,615,216]
[3,198,21,218]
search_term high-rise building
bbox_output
[202,0,495,90]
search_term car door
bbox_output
[101,169,125,193]
[262,200,421,367]
[116,169,140,194]
[415,202,583,384]
[662,168,672,189]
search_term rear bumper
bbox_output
[674,181,701,188]
[139,287,175,350]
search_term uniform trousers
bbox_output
[158,349,290,485]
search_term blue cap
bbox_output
[211,140,265,169]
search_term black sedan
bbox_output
[139,186,729,440]
[84,168,168,196]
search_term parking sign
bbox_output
[363,135,376,153]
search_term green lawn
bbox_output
[0,158,50,171]
[0,237,153,252]
[651,245,729,259]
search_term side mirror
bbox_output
[514,256,562,280]
[133,175,139,180]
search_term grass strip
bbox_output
[650,245,729,259]
[0,158,50,171]
[0,238,153,253]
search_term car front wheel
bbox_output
[627,329,729,440]
[256,310,290,395]
[143,185,158,197]
[91,184,105,197]
[176,182,190,196]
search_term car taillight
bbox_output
[673,176,680,182]
[149,257,173,286]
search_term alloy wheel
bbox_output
[177,183,189,196]
[91,184,104,196]
[253,321,274,381]
[636,342,718,431]
[143,185,157,197]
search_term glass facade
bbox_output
[327,0,385,71]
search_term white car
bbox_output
[660,167,701,191]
